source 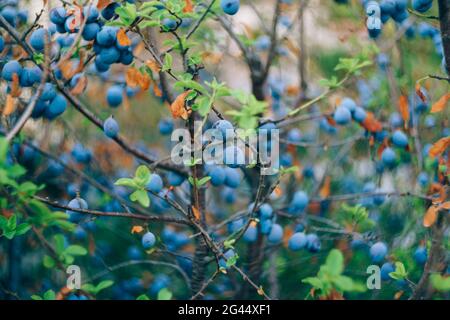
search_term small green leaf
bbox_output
[114,178,138,189]
[157,288,173,300]
[130,189,150,207]
[64,245,87,256]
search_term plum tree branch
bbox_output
[34,195,191,225]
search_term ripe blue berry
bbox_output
[103,116,119,138]
[1,60,23,81]
[142,232,156,249]
[288,232,307,251]
[106,85,124,107]
[148,173,164,193]
[392,130,408,148]
[381,262,395,280]
[44,94,67,120]
[381,147,396,166]
[96,26,118,47]
[370,241,388,263]
[267,224,283,244]
[209,166,226,186]
[221,0,240,15]
[49,7,66,25]
[66,196,88,223]
[29,28,48,51]
[82,22,100,41]
[333,106,352,125]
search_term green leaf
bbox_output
[0,137,9,163]
[43,290,56,300]
[136,294,150,300]
[325,249,344,276]
[302,277,324,290]
[162,53,173,72]
[81,284,96,294]
[197,176,211,187]
[332,275,354,291]
[43,255,55,269]
[430,274,450,292]
[64,245,87,256]
[134,165,151,186]
[7,214,17,230]
[130,189,150,207]
[114,178,138,189]
[389,262,407,280]
[31,295,43,300]
[53,234,66,254]
[157,288,173,300]
[33,52,44,65]
[95,280,114,294]
[15,223,31,236]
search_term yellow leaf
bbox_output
[423,205,438,227]
[430,93,450,113]
[117,29,131,47]
[429,136,450,158]
[170,91,191,120]
[257,286,265,296]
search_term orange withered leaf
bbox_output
[361,112,382,133]
[146,60,161,74]
[440,202,450,210]
[126,67,140,87]
[3,94,16,116]
[10,73,21,98]
[183,0,194,13]
[70,75,87,95]
[326,115,336,126]
[415,84,427,103]
[430,93,450,113]
[423,205,438,227]
[126,67,151,91]
[398,95,409,128]
[117,29,131,47]
[97,0,112,10]
[153,82,162,97]
[286,85,300,96]
[191,206,201,221]
[170,91,191,120]
[428,136,450,158]
[131,226,144,234]
[319,176,331,199]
